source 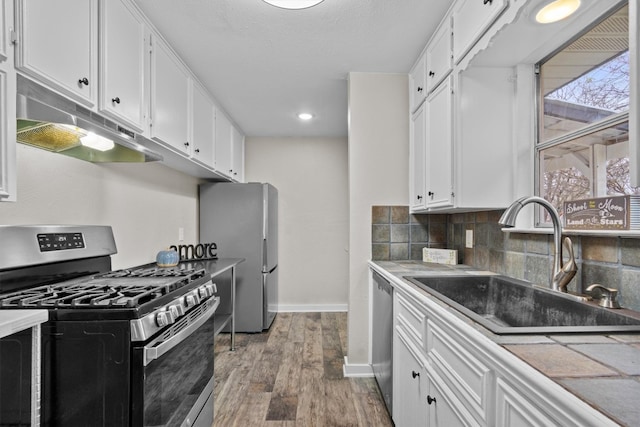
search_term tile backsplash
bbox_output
[371,206,640,311]
[371,206,447,261]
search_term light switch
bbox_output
[465,229,474,248]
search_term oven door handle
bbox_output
[143,296,220,366]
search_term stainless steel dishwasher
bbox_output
[371,269,393,416]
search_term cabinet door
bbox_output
[214,110,233,177]
[191,80,215,168]
[495,378,558,427]
[16,0,97,106]
[452,0,508,63]
[409,54,426,113]
[150,35,190,155]
[426,17,452,93]
[0,0,16,202]
[427,370,478,427]
[99,0,146,132]
[0,0,7,62]
[231,126,244,182]
[410,103,427,211]
[426,77,453,209]
[393,329,428,427]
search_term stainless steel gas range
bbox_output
[0,225,219,427]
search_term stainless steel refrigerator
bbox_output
[199,182,278,332]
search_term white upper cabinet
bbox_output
[425,76,453,209]
[452,0,507,64]
[426,17,452,93]
[149,34,190,156]
[191,79,215,168]
[214,109,233,178]
[0,0,16,202]
[231,126,244,182]
[410,102,427,211]
[409,54,426,113]
[99,0,146,132]
[15,0,97,106]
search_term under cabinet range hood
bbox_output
[16,76,162,163]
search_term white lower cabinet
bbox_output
[495,378,558,427]
[393,287,478,427]
[394,328,428,427]
[385,274,619,427]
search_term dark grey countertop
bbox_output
[370,260,640,427]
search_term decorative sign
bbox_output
[563,196,632,230]
[422,248,458,265]
[169,242,218,261]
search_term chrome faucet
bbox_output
[499,196,577,293]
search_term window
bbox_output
[536,3,630,224]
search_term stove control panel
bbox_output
[37,232,85,252]
[132,281,218,341]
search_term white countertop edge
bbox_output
[0,310,48,339]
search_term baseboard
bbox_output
[277,304,348,312]
[342,356,374,378]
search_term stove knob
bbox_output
[156,312,170,327]
[169,304,184,318]
[184,294,196,307]
[185,291,201,307]
[211,283,218,293]
[199,286,209,299]
[205,284,215,296]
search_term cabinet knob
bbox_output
[111,97,121,104]
[429,71,435,77]
[417,86,423,92]
[411,371,420,379]
[417,195,423,200]
[483,0,493,4]
[427,395,437,405]
[184,142,190,147]
[78,77,89,86]
[194,148,200,154]
[428,191,434,196]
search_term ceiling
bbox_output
[132,0,452,138]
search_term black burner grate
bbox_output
[0,267,208,309]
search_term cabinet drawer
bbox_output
[394,291,427,348]
[427,319,492,425]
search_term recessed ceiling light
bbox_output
[535,0,581,24]
[298,113,314,120]
[262,0,324,10]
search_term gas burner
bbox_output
[0,283,170,308]
[100,267,206,279]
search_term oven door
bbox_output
[131,296,219,427]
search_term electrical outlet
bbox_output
[465,229,474,248]
[178,227,185,242]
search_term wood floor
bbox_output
[212,312,393,427]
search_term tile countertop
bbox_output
[370,260,640,427]
[0,310,48,338]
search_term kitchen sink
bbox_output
[404,275,640,335]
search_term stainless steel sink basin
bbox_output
[404,275,640,335]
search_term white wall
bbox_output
[347,73,409,366]
[0,144,200,269]
[244,137,349,310]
